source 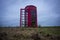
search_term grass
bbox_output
[0,26,60,40]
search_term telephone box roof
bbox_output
[25,5,36,10]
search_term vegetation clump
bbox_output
[0,32,8,40]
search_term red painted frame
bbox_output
[20,5,37,27]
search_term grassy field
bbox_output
[0,27,60,40]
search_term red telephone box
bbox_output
[20,5,37,27]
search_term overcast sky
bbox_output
[0,0,60,27]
